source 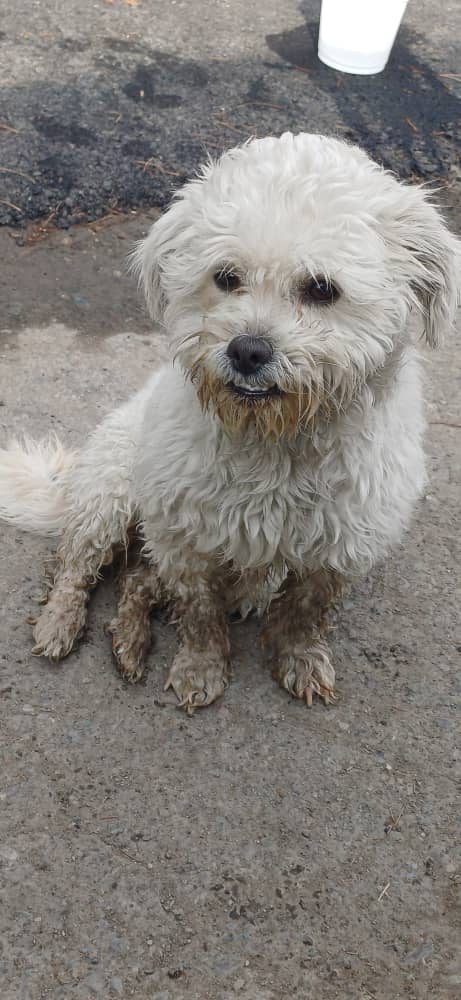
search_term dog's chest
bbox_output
[159,435,322,571]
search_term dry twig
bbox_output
[98,837,154,871]
[430,420,461,429]
[384,809,403,834]
[23,208,59,245]
[0,198,22,213]
[190,134,224,150]
[134,157,182,178]
[212,114,254,137]
[0,165,35,181]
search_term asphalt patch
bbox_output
[0,22,459,228]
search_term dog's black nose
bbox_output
[226,335,273,375]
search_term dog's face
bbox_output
[136,133,459,436]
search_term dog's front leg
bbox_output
[262,568,343,706]
[108,559,163,683]
[164,563,230,714]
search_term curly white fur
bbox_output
[0,133,459,708]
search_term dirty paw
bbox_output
[164,650,229,714]
[273,641,336,706]
[107,616,150,683]
[31,599,86,662]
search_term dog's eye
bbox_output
[300,276,340,305]
[214,269,242,293]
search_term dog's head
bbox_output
[135,133,460,436]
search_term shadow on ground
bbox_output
[266,20,460,177]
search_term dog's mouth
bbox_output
[228,382,282,401]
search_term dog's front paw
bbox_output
[107,615,151,683]
[164,649,229,714]
[31,597,86,662]
[273,640,336,707]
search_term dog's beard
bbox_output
[194,368,313,437]
[189,359,358,438]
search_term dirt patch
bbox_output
[0,209,159,338]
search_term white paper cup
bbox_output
[318,0,409,75]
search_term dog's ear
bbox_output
[383,185,460,348]
[131,200,187,324]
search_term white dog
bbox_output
[0,133,459,711]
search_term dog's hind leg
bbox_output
[262,568,344,706]
[108,560,163,682]
[30,402,143,661]
[31,507,133,662]
[31,555,104,661]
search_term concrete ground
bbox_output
[1,196,460,1000]
[1,1,461,999]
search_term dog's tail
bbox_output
[0,435,76,535]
